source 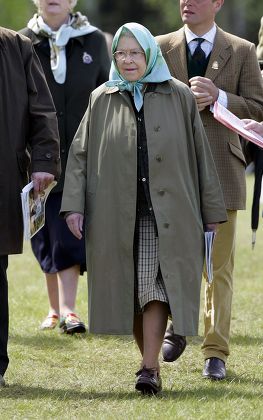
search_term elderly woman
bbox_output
[20,0,110,333]
[61,22,227,394]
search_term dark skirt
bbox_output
[31,192,86,274]
[134,214,169,313]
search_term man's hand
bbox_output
[189,76,219,111]
[31,172,55,193]
[66,213,84,240]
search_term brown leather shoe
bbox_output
[202,357,226,380]
[135,366,162,395]
[162,322,186,362]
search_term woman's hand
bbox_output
[66,213,84,240]
[204,223,218,232]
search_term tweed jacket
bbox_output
[20,27,110,192]
[61,80,227,336]
[0,28,60,255]
[156,26,263,210]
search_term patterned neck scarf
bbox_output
[106,22,171,111]
[28,12,97,84]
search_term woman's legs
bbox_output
[57,265,80,315]
[133,215,169,392]
[57,265,86,334]
[133,313,143,355]
[142,301,169,369]
[40,273,59,329]
[133,300,169,370]
[45,265,81,315]
[41,265,85,333]
[134,300,169,394]
[45,273,59,316]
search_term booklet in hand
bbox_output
[204,231,216,284]
[213,101,263,149]
[21,180,57,240]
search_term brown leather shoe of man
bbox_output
[162,322,186,362]
[202,357,226,380]
[135,366,162,395]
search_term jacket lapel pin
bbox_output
[211,61,219,70]
[82,52,93,64]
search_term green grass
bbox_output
[1,175,263,419]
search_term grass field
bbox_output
[1,175,262,419]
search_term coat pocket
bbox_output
[85,174,98,227]
[228,141,246,166]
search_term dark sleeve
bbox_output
[21,37,61,179]
[96,31,111,85]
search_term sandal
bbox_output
[59,313,86,334]
[39,314,59,330]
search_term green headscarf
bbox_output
[105,22,172,111]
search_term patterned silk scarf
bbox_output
[28,12,97,84]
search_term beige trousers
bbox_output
[202,210,237,363]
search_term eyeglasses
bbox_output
[182,0,208,3]
[113,50,145,62]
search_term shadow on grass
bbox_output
[9,333,133,349]
[0,382,262,401]
[8,332,263,354]
[187,335,263,346]
[225,372,263,386]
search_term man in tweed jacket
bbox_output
[156,0,263,380]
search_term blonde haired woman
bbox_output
[20,0,110,333]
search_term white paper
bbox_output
[213,101,263,149]
[21,180,57,240]
[204,231,216,284]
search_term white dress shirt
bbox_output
[184,24,228,108]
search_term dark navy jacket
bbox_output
[21,27,110,192]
